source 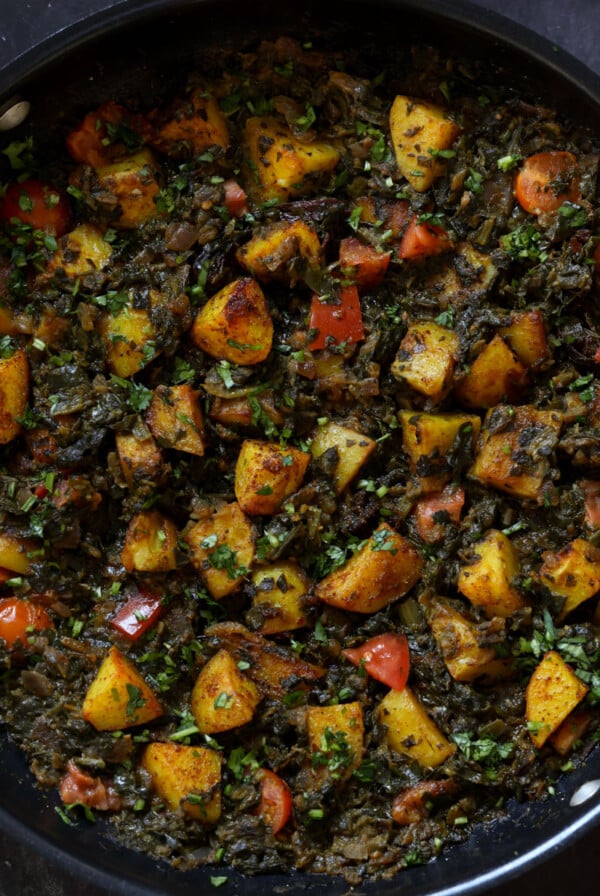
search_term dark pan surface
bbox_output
[2,2,600,894]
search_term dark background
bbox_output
[0,0,599,893]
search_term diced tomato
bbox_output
[581,480,600,529]
[66,101,151,168]
[223,180,248,218]
[342,632,410,691]
[60,759,122,811]
[33,484,48,500]
[0,598,53,648]
[110,589,165,641]
[308,284,365,350]
[413,485,465,543]
[386,199,410,237]
[0,178,72,237]
[398,215,452,259]
[339,237,391,288]
[256,768,293,834]
[514,151,581,216]
[549,709,593,756]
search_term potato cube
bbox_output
[392,321,459,402]
[0,349,29,445]
[535,537,600,619]
[310,421,376,493]
[499,309,551,369]
[457,529,525,618]
[185,502,255,599]
[146,384,206,456]
[469,405,563,500]
[208,391,284,429]
[152,88,229,156]
[249,561,310,634]
[115,431,164,487]
[94,149,162,229]
[245,116,340,202]
[190,648,261,734]
[421,594,514,682]
[191,277,273,365]
[306,702,364,782]
[315,524,423,614]
[236,220,322,283]
[234,440,310,515]
[82,645,163,731]
[454,334,527,409]
[399,410,481,493]
[101,306,156,378]
[377,685,455,767]
[525,651,588,748]
[45,223,112,279]
[0,531,39,574]
[427,242,498,307]
[389,95,460,192]
[142,742,221,823]
[121,509,178,572]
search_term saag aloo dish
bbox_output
[1,32,600,885]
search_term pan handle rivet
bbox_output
[569,779,600,807]
[0,98,31,131]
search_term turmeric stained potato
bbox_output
[142,742,222,823]
[82,646,163,731]
[234,440,311,515]
[191,277,273,365]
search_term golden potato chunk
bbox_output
[234,440,310,515]
[185,502,255,599]
[469,405,563,500]
[190,648,261,734]
[44,223,112,279]
[0,531,39,574]
[306,702,364,783]
[115,431,165,487]
[377,686,455,768]
[146,384,206,456]
[399,410,481,493]
[454,335,528,410]
[499,309,551,369]
[142,742,222,823]
[100,305,156,378]
[392,321,459,402]
[457,529,525,618]
[121,509,178,573]
[94,149,162,229]
[389,95,460,192]
[0,349,29,445]
[152,88,229,156]
[525,651,588,749]
[82,646,163,731]
[245,116,340,202]
[315,524,423,614]
[310,421,376,494]
[249,561,310,634]
[535,538,600,619]
[236,220,322,283]
[191,277,273,365]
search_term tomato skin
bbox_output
[514,151,581,216]
[308,284,365,350]
[398,215,452,259]
[0,178,72,236]
[0,598,53,648]
[110,590,164,641]
[342,632,410,691]
[256,769,293,834]
[339,237,391,288]
[223,180,248,218]
[413,485,465,544]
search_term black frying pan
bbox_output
[2,2,600,894]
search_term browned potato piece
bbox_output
[121,509,178,572]
[249,561,310,634]
[457,529,525,618]
[82,645,163,731]
[191,278,273,365]
[535,538,600,619]
[470,405,563,500]
[399,410,481,493]
[306,702,364,782]
[389,95,460,192]
[44,223,113,279]
[152,88,229,156]
[146,384,206,456]
[234,440,310,515]
[525,651,588,749]
[0,531,39,574]
[310,421,376,494]
[94,149,162,229]
[0,349,29,445]
[454,335,528,409]
[100,306,156,378]
[499,309,551,369]
[391,321,459,402]
[236,220,322,283]
[190,648,261,734]
[315,524,423,614]
[377,686,455,768]
[185,502,255,599]
[115,432,165,487]
[142,742,222,823]
[208,391,284,429]
[245,116,340,202]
